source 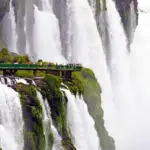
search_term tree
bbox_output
[0,48,9,55]
[12,55,30,63]
[0,48,11,63]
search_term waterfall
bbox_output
[129,0,150,149]
[0,83,24,150]
[37,91,63,150]
[88,0,96,14]
[2,0,17,53]
[65,0,116,137]
[44,100,63,150]
[33,0,66,63]
[63,89,100,150]
[106,0,138,149]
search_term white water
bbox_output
[88,0,96,14]
[33,0,66,63]
[2,0,17,53]
[16,78,28,85]
[129,0,150,149]
[63,89,100,150]
[37,91,63,150]
[106,0,138,149]
[44,100,63,150]
[0,83,24,150]
[3,0,150,149]
[65,0,116,137]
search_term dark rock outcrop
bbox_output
[115,0,138,47]
[115,0,138,27]
[0,0,10,22]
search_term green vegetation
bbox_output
[0,48,30,63]
[16,84,46,150]
[12,55,29,63]
[0,48,115,150]
[62,138,76,150]
[0,48,47,78]
[96,0,101,14]
[64,71,84,96]
[64,68,96,96]
[0,48,12,63]
[49,131,54,148]
[16,70,34,78]
[38,74,76,150]
[15,70,45,78]
[95,0,107,16]
[66,68,115,150]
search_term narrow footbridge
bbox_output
[0,63,82,79]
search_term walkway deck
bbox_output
[0,63,82,79]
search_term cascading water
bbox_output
[0,83,24,150]
[88,0,96,14]
[106,0,138,149]
[3,0,150,149]
[65,0,116,137]
[33,0,66,62]
[2,0,17,53]
[129,0,150,149]
[44,100,63,150]
[63,89,100,150]
[37,91,63,150]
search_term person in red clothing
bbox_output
[27,61,32,64]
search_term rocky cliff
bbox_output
[0,0,9,22]
[115,0,138,26]
[115,0,138,46]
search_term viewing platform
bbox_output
[0,63,82,79]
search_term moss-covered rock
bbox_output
[0,0,9,22]
[49,131,54,147]
[37,74,76,150]
[66,68,115,150]
[12,66,115,150]
[62,137,76,150]
[16,83,45,150]
[95,0,107,16]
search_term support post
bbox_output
[66,71,72,79]
[62,71,72,80]
[3,70,6,76]
[33,70,37,77]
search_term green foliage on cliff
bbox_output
[96,0,101,13]
[38,74,76,150]
[0,48,12,63]
[64,72,84,96]
[64,68,98,96]
[13,55,29,63]
[49,131,54,146]
[95,0,107,16]
[0,48,30,63]
[16,84,46,150]
[15,70,45,78]
[16,70,34,78]
[66,68,115,150]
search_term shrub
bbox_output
[16,70,34,78]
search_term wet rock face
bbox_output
[115,0,138,48]
[0,0,10,22]
[115,0,138,28]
